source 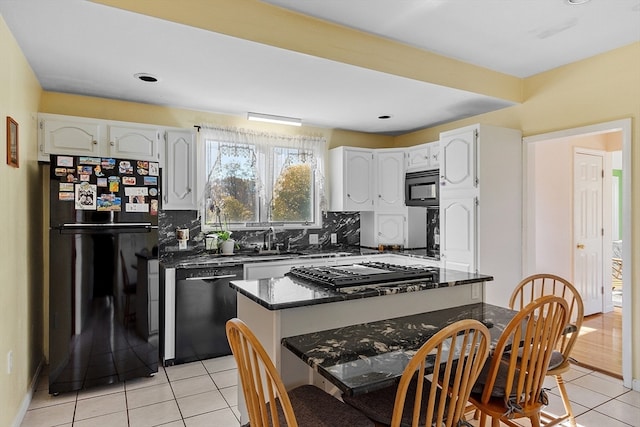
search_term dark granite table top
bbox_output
[230,268,493,310]
[281,302,517,396]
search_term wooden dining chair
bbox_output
[225,318,374,427]
[509,274,584,427]
[469,295,569,427]
[342,319,491,427]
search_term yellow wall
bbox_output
[2,5,640,423]
[396,42,640,382]
[0,15,44,427]
[39,92,395,150]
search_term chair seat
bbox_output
[285,385,374,427]
[344,377,445,427]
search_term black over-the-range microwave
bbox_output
[405,169,439,207]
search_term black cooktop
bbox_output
[287,262,439,288]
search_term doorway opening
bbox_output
[523,119,631,387]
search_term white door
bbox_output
[574,151,604,315]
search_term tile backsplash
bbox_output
[158,210,360,262]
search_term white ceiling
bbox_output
[1,0,638,135]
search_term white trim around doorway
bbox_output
[522,118,632,390]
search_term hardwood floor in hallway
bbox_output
[571,307,622,378]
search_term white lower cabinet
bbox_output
[360,208,426,248]
[440,196,476,273]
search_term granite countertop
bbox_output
[160,247,435,269]
[229,268,493,310]
[281,302,516,396]
[160,248,362,269]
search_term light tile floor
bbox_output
[20,358,640,427]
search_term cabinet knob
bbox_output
[92,140,97,145]
[576,244,585,249]
[110,141,115,146]
[378,194,381,198]
[347,194,351,198]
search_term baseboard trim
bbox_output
[11,359,45,427]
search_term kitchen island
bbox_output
[229,255,493,424]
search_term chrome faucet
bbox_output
[268,227,276,250]
[260,227,279,253]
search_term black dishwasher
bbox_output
[174,264,242,364]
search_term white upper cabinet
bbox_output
[39,113,162,164]
[163,130,197,210]
[440,128,477,193]
[374,148,405,211]
[406,141,439,171]
[39,116,102,160]
[107,125,160,162]
[329,146,374,211]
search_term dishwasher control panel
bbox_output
[175,264,242,280]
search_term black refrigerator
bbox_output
[48,154,160,394]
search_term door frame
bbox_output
[522,118,632,389]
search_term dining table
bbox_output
[281,302,519,397]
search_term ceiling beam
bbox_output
[91,0,523,103]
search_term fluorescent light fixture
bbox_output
[247,112,302,126]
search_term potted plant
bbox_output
[216,230,235,255]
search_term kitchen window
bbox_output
[198,126,327,231]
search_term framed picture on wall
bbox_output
[6,116,18,168]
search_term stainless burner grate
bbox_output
[287,262,438,288]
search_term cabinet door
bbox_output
[108,125,159,162]
[406,143,430,171]
[375,149,405,211]
[440,196,476,273]
[41,118,102,157]
[440,128,476,192]
[376,212,406,245]
[345,149,374,211]
[163,130,197,210]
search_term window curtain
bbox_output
[197,125,328,213]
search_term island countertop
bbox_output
[229,268,493,310]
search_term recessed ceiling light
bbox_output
[134,73,159,83]
[565,0,591,5]
[378,115,392,120]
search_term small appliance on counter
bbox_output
[47,154,160,394]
